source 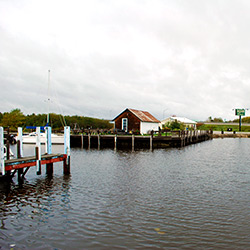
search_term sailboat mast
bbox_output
[47,69,50,125]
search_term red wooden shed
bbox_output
[113,108,160,134]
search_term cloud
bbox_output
[1,0,250,121]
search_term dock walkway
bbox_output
[4,153,67,172]
[1,126,71,184]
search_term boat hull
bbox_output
[18,133,64,144]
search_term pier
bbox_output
[70,130,212,150]
[0,126,71,184]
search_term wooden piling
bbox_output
[17,127,23,157]
[64,126,71,174]
[132,134,135,151]
[46,163,53,175]
[0,127,5,175]
[63,156,70,174]
[114,134,117,150]
[45,126,52,154]
[45,126,53,174]
[88,133,91,149]
[17,140,21,158]
[81,133,84,149]
[98,134,100,150]
[150,134,153,151]
[18,168,24,185]
[36,127,41,175]
[6,140,10,160]
[36,146,41,175]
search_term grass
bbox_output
[197,124,250,132]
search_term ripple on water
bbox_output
[1,140,250,249]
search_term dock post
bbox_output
[81,133,84,149]
[45,126,52,154]
[132,134,135,152]
[150,131,153,151]
[45,126,53,175]
[18,168,24,185]
[0,127,5,175]
[64,126,70,174]
[17,127,23,158]
[114,134,117,150]
[98,133,101,150]
[88,133,91,149]
[36,127,41,175]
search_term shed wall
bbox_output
[141,122,160,134]
[114,111,140,133]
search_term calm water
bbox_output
[0,139,250,249]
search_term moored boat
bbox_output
[16,132,64,144]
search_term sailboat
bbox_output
[16,70,65,144]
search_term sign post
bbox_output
[235,109,245,131]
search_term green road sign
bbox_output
[235,109,245,116]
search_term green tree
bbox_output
[213,117,223,122]
[165,120,184,130]
[1,109,25,130]
[242,116,250,123]
[207,116,213,122]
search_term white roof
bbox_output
[162,116,197,124]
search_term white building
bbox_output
[161,116,197,129]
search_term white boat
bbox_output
[18,132,64,144]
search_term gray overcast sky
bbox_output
[0,0,250,121]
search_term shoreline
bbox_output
[212,131,250,138]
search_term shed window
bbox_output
[122,118,128,132]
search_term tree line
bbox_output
[0,109,113,132]
[206,116,250,123]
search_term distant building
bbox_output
[161,116,197,129]
[113,108,160,134]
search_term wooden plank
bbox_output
[4,154,67,171]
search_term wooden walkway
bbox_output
[4,153,67,171]
[1,126,71,184]
[1,153,69,184]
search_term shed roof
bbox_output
[113,108,160,123]
[162,116,197,124]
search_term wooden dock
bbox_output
[5,153,68,172]
[70,130,213,150]
[0,126,71,184]
[2,153,69,183]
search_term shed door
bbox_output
[122,118,128,132]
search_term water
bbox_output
[1,139,250,249]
